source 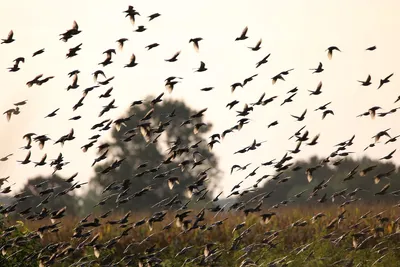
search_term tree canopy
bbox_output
[89,96,221,213]
[239,155,400,207]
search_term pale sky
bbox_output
[0,0,400,195]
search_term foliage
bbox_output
[242,155,400,205]
[90,96,220,213]
[0,204,400,266]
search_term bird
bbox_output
[372,128,391,142]
[59,21,81,42]
[135,25,147,32]
[281,93,297,106]
[45,108,60,118]
[8,57,24,72]
[308,81,323,95]
[379,149,396,160]
[146,43,159,50]
[3,107,19,122]
[99,49,115,66]
[17,151,31,164]
[235,27,248,41]
[291,109,307,121]
[368,106,382,119]
[322,110,334,119]
[124,5,140,25]
[1,30,14,44]
[32,48,45,57]
[256,54,270,68]
[194,61,207,72]
[315,102,331,111]
[116,38,128,50]
[377,73,394,89]
[366,46,376,51]
[0,154,13,162]
[310,62,324,73]
[13,100,27,106]
[271,74,285,85]
[248,39,262,51]
[231,82,243,93]
[165,51,181,62]
[326,46,341,59]
[124,53,138,68]
[67,73,79,90]
[189,38,203,52]
[92,70,106,81]
[148,13,161,21]
[243,74,258,86]
[358,75,372,86]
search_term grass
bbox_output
[0,203,400,266]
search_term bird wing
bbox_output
[5,111,12,121]
[172,51,181,60]
[327,50,333,60]
[25,151,31,161]
[385,73,394,80]
[130,53,136,64]
[316,81,323,91]
[72,21,79,30]
[241,26,248,38]
[193,40,200,52]
[34,74,44,81]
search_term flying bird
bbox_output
[148,13,161,21]
[326,46,341,59]
[194,61,207,72]
[189,38,203,52]
[165,51,181,62]
[310,62,324,73]
[308,81,323,95]
[291,109,307,121]
[32,48,45,57]
[124,53,138,68]
[256,54,270,68]
[248,39,262,51]
[235,26,248,41]
[116,38,128,50]
[377,73,394,89]
[1,30,14,44]
[146,43,159,50]
[358,75,372,86]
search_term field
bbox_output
[1,203,400,266]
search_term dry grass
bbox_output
[1,203,400,266]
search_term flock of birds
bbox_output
[1,3,400,267]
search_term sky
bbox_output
[0,0,400,196]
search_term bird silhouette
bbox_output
[235,27,248,41]
[326,46,341,59]
[377,73,394,89]
[189,37,203,52]
[1,30,14,44]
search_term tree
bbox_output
[90,96,221,213]
[240,155,400,207]
[13,174,83,219]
